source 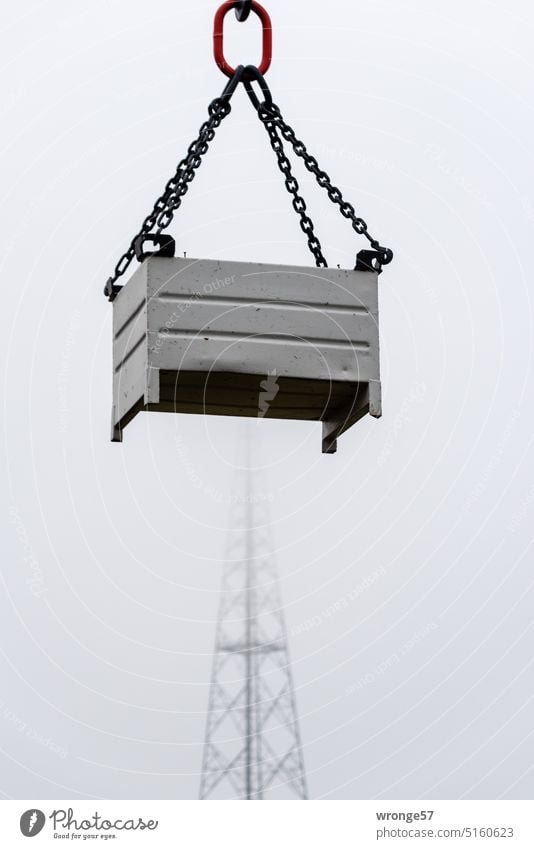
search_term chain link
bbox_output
[154,98,230,231]
[235,0,252,22]
[257,102,393,270]
[105,67,392,299]
[260,112,327,268]
[105,96,231,295]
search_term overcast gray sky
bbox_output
[1,0,534,800]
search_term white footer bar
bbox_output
[1,800,533,848]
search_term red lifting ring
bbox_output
[214,1,272,78]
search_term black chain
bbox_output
[260,112,327,268]
[256,101,393,271]
[104,94,232,299]
[153,97,232,232]
[105,64,392,300]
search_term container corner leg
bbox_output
[111,407,123,443]
[369,380,382,419]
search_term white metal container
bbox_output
[111,256,381,453]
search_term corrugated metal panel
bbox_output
[111,257,381,453]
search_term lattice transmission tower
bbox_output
[199,439,307,800]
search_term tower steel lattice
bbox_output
[199,449,307,800]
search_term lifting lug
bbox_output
[134,234,176,263]
[355,248,393,274]
[104,278,122,302]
